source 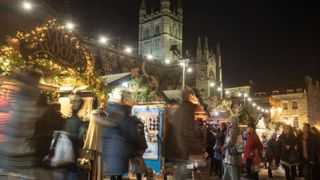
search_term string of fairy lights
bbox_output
[209,82,270,115]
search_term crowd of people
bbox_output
[1,69,320,180]
[204,119,320,180]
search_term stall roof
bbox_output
[101,72,131,86]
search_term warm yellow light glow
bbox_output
[225,90,230,94]
[248,98,252,102]
[187,67,193,73]
[210,82,215,87]
[165,59,171,64]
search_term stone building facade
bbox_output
[138,0,183,63]
[253,76,320,128]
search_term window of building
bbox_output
[155,25,160,35]
[283,116,289,121]
[292,100,298,109]
[293,116,299,128]
[282,101,288,110]
[272,90,279,95]
[287,89,294,94]
[296,88,303,93]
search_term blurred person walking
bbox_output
[222,116,243,180]
[165,90,204,180]
[0,69,52,179]
[296,123,319,180]
[266,133,280,178]
[213,122,227,177]
[278,125,298,180]
[101,99,140,180]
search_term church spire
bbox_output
[139,0,147,16]
[204,37,209,59]
[196,37,202,62]
[177,0,183,16]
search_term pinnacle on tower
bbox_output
[139,0,147,16]
[177,0,183,16]
[196,37,202,61]
[161,0,171,12]
[204,37,209,51]
[204,37,209,59]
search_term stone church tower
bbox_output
[138,0,183,63]
[194,37,218,99]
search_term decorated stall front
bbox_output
[0,19,105,120]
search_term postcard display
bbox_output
[133,105,164,174]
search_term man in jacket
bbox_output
[297,123,319,180]
[243,123,263,180]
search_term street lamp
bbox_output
[147,54,153,60]
[98,36,108,44]
[22,1,33,11]
[65,22,75,31]
[124,47,133,54]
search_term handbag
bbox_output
[43,131,75,167]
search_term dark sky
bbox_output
[44,0,320,87]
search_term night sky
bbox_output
[44,0,320,87]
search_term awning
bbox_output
[100,72,131,86]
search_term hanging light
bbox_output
[252,103,256,107]
[225,90,230,95]
[217,87,222,91]
[165,59,171,64]
[237,93,242,97]
[248,97,252,102]
[214,112,219,116]
[210,82,215,87]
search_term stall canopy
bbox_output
[101,72,131,87]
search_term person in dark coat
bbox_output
[206,124,216,174]
[33,98,65,165]
[278,125,297,180]
[213,122,226,177]
[266,133,280,178]
[165,90,204,179]
[296,123,319,180]
[65,94,85,180]
[102,101,139,180]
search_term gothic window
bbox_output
[155,25,160,35]
[145,29,150,39]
